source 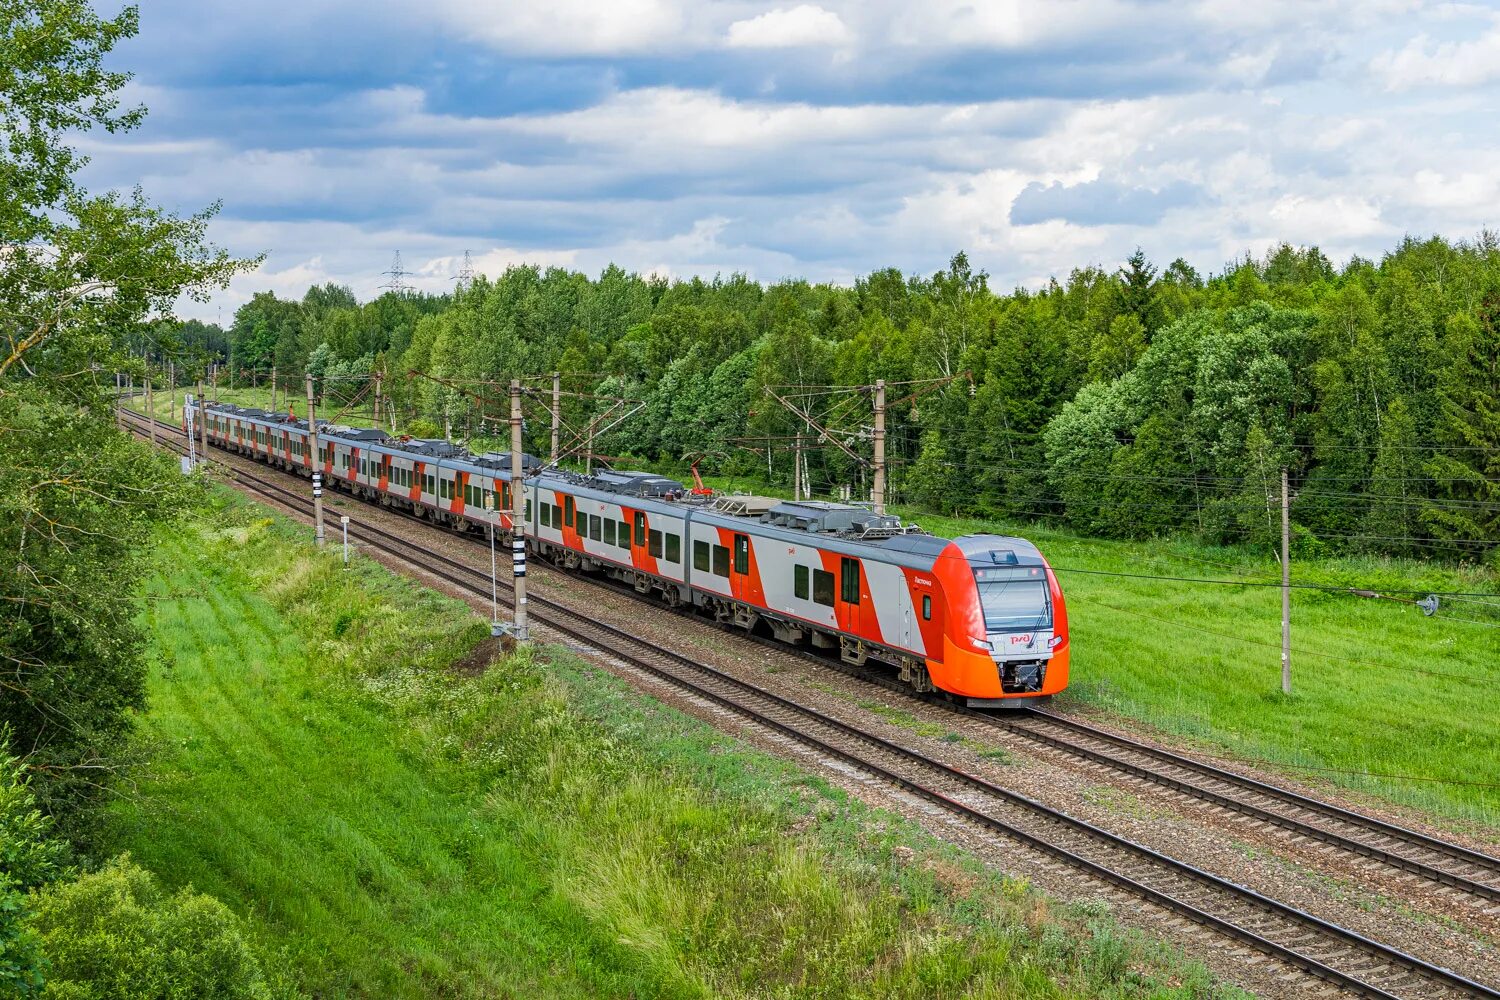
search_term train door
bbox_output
[899,585,913,650]
[839,556,863,635]
[731,533,750,599]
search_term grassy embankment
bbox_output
[126,389,1500,827]
[115,490,1243,999]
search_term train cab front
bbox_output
[931,536,1070,706]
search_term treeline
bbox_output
[219,238,1500,564]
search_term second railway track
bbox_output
[122,405,1500,999]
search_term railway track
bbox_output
[122,405,1500,998]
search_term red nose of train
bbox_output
[929,539,1069,702]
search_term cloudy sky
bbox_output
[87,0,1500,320]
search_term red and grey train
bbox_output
[189,400,1069,704]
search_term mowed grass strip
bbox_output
[115,495,1246,999]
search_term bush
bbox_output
[1,747,64,998]
[31,857,289,1000]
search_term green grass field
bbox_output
[115,493,1243,999]
[124,389,1500,827]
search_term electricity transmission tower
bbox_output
[381,250,410,294]
[456,250,476,292]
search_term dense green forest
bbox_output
[200,238,1500,564]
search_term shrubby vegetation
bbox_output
[29,858,286,1000]
[215,241,1500,565]
[1,749,63,997]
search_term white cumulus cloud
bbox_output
[1371,17,1500,90]
[725,5,851,48]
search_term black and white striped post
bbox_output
[306,373,326,547]
[510,378,529,643]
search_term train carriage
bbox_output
[679,498,1068,702]
[530,470,692,599]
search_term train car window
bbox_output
[526,499,533,521]
[922,595,932,620]
[712,544,729,578]
[541,503,551,527]
[634,512,646,547]
[693,540,710,572]
[589,514,601,541]
[733,535,749,574]
[648,529,662,558]
[666,533,681,564]
[618,520,630,548]
[841,558,860,604]
[794,565,809,600]
[563,496,574,527]
[551,504,561,527]
[813,569,835,607]
[604,519,616,545]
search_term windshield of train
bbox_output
[973,567,1051,632]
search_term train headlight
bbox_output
[1047,635,1064,649]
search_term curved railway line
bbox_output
[122,405,1500,999]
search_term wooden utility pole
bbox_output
[793,432,803,501]
[270,366,278,415]
[1281,467,1291,695]
[145,375,156,446]
[550,371,561,464]
[872,379,886,515]
[510,378,529,642]
[307,374,326,547]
